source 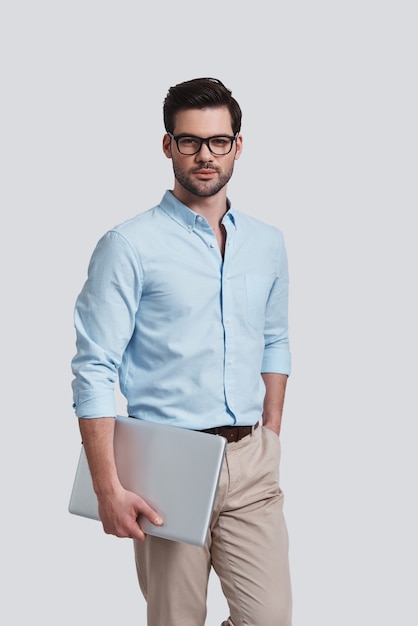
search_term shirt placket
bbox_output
[220,218,236,421]
[193,214,237,421]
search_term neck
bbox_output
[170,187,228,257]
[171,187,228,232]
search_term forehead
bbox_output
[173,106,233,136]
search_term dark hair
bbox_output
[163,77,242,135]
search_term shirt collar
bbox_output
[159,190,237,231]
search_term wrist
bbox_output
[262,420,281,436]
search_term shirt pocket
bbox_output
[244,273,275,330]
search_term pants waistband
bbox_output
[200,421,259,443]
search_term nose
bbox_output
[197,140,213,160]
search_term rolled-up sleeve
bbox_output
[71,230,142,418]
[261,230,291,375]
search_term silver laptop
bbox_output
[69,415,227,547]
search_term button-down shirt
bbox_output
[71,190,291,429]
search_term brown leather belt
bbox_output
[201,421,259,443]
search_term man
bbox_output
[71,77,292,626]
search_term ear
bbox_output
[162,134,172,159]
[234,134,243,161]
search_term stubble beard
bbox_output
[172,162,235,198]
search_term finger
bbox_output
[139,501,163,526]
[127,523,147,542]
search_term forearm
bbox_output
[78,416,163,538]
[78,417,121,496]
[261,373,288,436]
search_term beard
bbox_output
[172,161,235,198]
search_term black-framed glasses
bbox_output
[168,132,238,156]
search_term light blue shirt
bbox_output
[72,190,291,429]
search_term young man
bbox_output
[71,77,292,626]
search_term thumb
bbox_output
[137,498,164,526]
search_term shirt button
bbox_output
[227,359,233,365]
[197,216,203,221]
[187,225,193,231]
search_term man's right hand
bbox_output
[97,486,163,541]
[78,417,163,541]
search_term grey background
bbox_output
[1,1,417,624]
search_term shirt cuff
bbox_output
[261,351,291,376]
[73,390,117,418]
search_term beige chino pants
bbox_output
[134,424,292,626]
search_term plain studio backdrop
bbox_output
[1,2,417,625]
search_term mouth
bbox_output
[194,167,217,176]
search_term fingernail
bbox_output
[155,516,163,525]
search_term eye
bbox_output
[211,137,229,147]
[179,137,199,147]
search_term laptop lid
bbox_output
[69,415,227,547]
